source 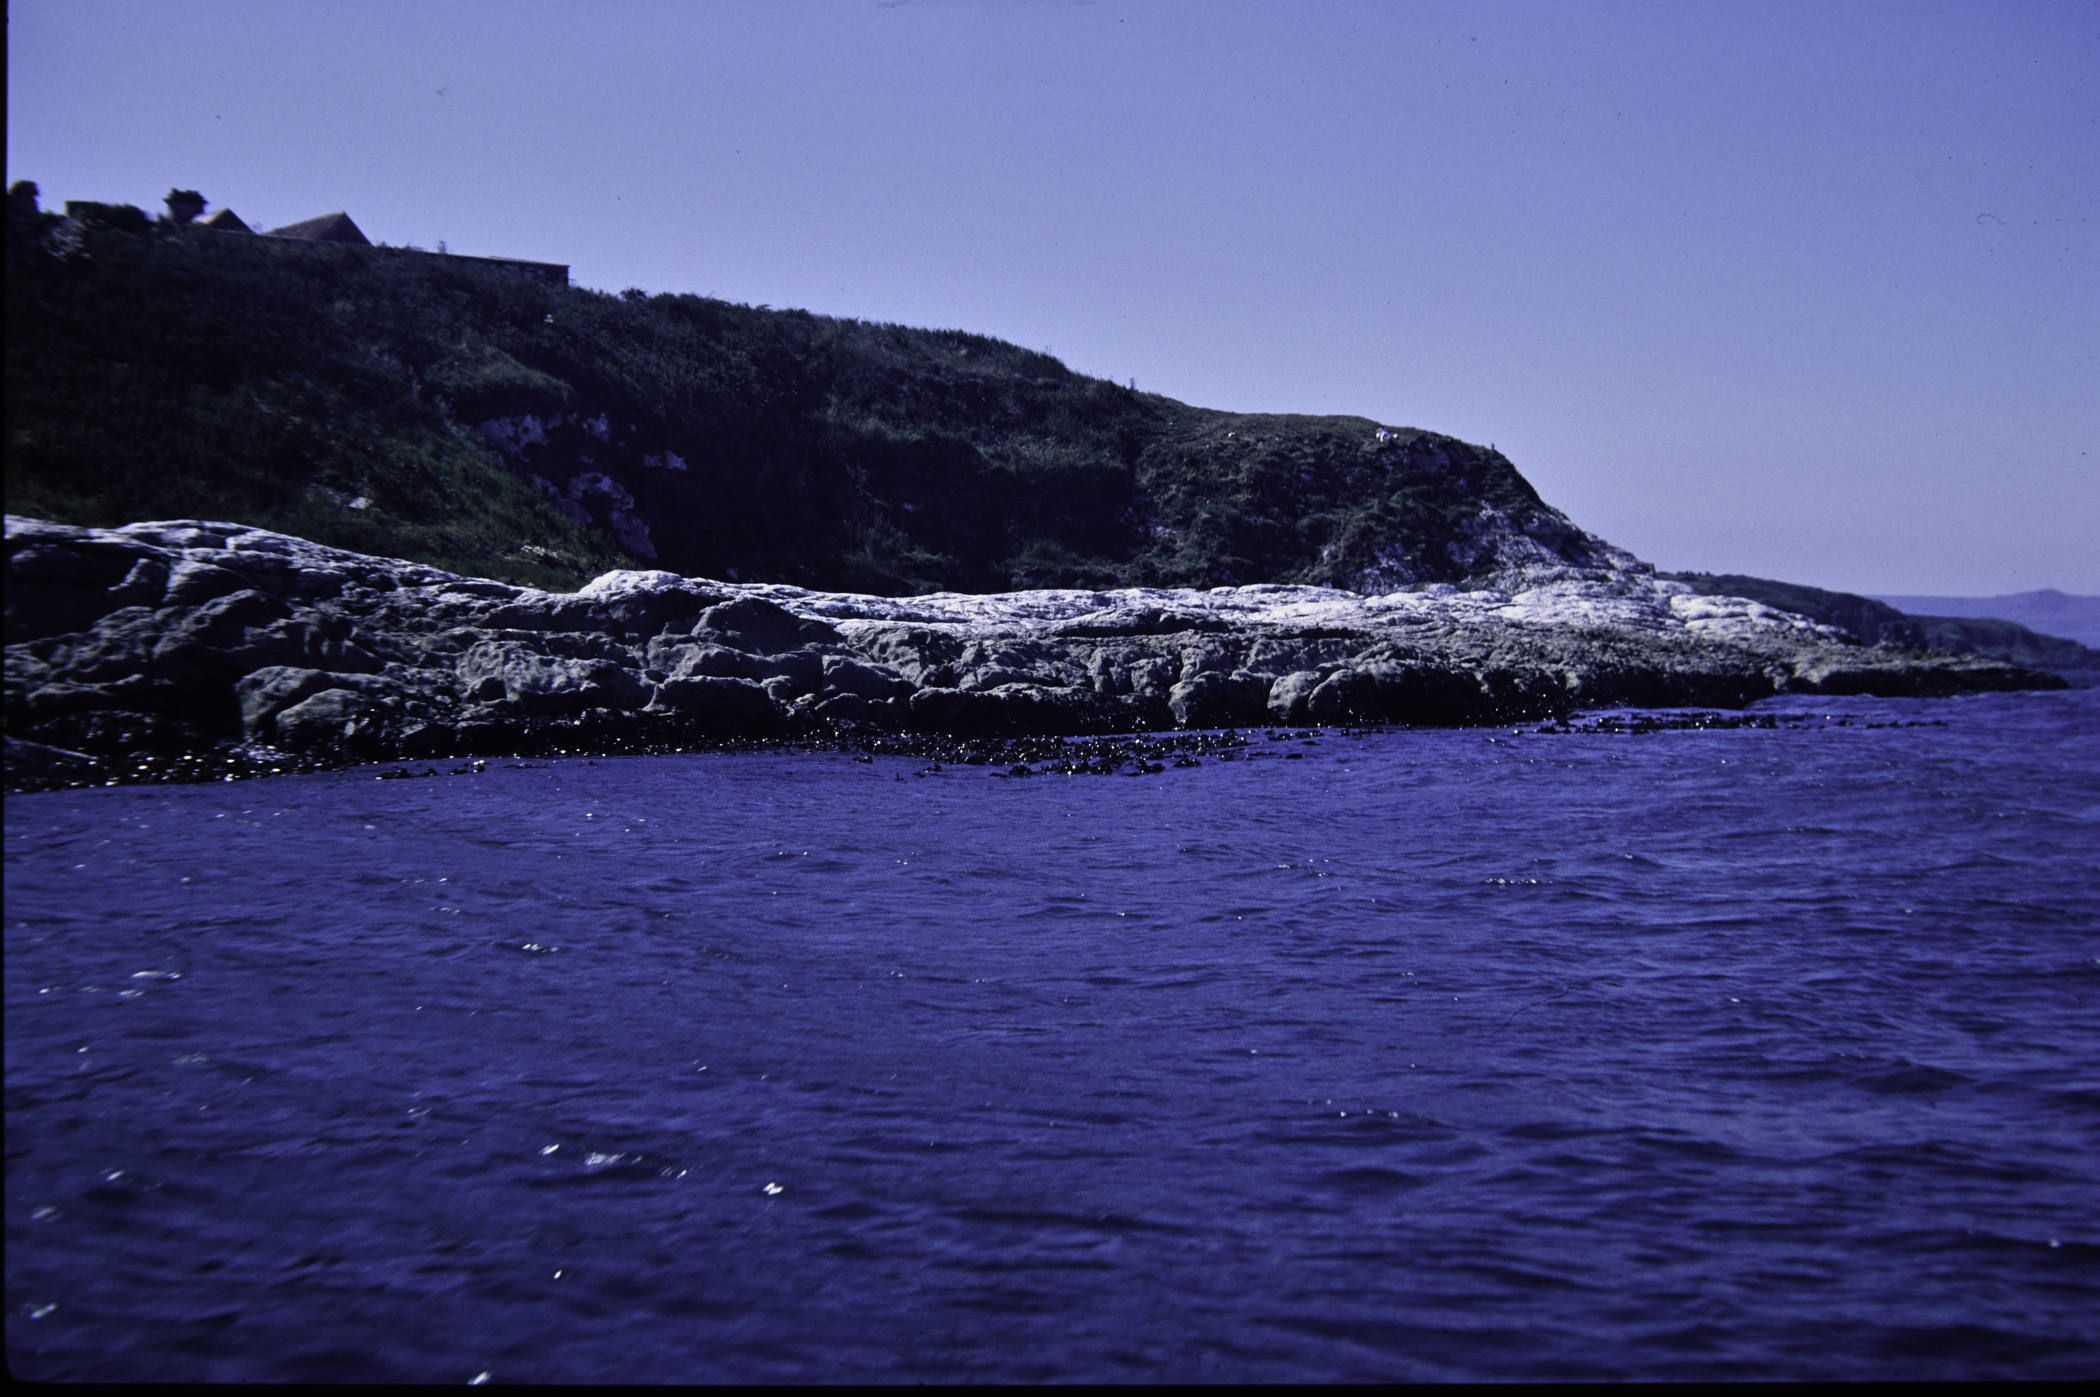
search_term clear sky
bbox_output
[9,0,2096,594]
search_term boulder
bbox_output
[652,674,779,723]
[907,686,1000,736]
[1168,669,1271,728]
[1372,664,1492,726]
[820,655,911,702]
[154,588,295,656]
[236,665,339,737]
[958,662,1059,692]
[847,626,965,685]
[106,558,171,610]
[810,692,875,725]
[272,688,375,750]
[1267,670,1324,724]
[575,571,723,637]
[457,641,650,716]
[652,641,821,693]
[695,597,840,652]
[1124,656,1181,697]
[1052,607,1230,638]
[1305,663,1489,726]
[998,685,1120,735]
[163,558,250,607]
[1305,667,1381,724]
[221,615,381,674]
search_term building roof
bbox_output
[200,207,253,233]
[265,211,370,245]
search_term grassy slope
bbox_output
[7,217,625,590]
[8,209,1575,596]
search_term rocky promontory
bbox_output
[4,514,2058,791]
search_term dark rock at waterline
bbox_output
[3,515,2061,791]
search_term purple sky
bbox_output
[9,0,2096,594]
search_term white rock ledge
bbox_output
[3,515,2052,788]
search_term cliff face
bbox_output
[7,210,1625,599]
[1131,414,1636,594]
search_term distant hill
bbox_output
[1664,574,2100,682]
[6,192,1627,596]
[1870,590,2100,650]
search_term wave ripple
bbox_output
[6,689,2096,1381]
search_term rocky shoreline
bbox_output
[4,514,2059,792]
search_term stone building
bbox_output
[70,187,572,286]
[265,211,372,245]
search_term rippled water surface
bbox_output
[7,689,2097,1382]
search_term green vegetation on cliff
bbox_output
[7,196,1603,593]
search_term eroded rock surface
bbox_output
[4,515,2059,789]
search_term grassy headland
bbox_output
[1661,573,2100,681]
[8,198,1582,594]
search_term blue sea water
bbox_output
[6,688,2097,1382]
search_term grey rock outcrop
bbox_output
[4,514,2062,788]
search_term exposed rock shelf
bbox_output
[4,515,2058,790]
